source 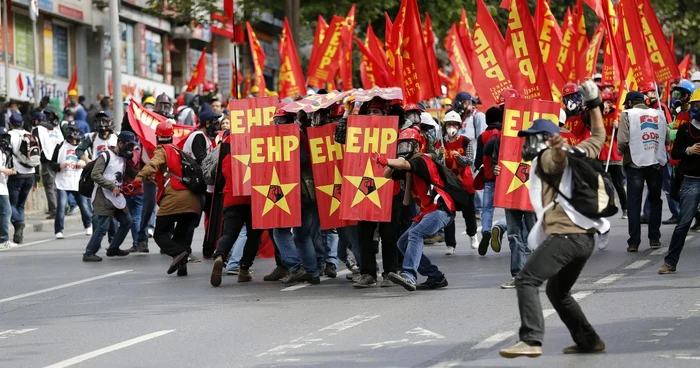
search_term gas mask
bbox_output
[68,129,82,143]
[119,142,135,159]
[206,119,220,138]
[397,140,418,160]
[0,135,11,152]
[563,94,583,117]
[521,133,552,162]
[689,103,700,122]
[405,111,421,127]
[311,109,329,127]
[446,125,459,139]
[645,92,658,107]
[603,100,616,115]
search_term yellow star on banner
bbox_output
[232,154,251,184]
[317,165,343,216]
[252,167,298,216]
[344,159,390,208]
[501,160,531,194]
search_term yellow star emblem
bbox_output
[232,154,251,184]
[344,159,390,209]
[317,165,343,216]
[252,167,298,216]
[502,160,531,194]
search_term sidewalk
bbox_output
[23,188,85,234]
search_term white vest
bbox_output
[625,108,667,167]
[35,125,64,160]
[55,141,82,191]
[0,150,8,195]
[527,157,610,250]
[91,150,126,209]
[91,133,118,159]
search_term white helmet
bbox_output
[444,111,462,124]
[559,108,567,127]
[692,71,700,82]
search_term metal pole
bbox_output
[31,18,39,107]
[605,127,616,172]
[109,0,123,124]
[2,0,10,99]
[232,19,238,99]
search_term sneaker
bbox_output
[148,228,154,238]
[13,223,24,244]
[128,246,139,253]
[211,255,224,287]
[460,230,467,235]
[641,216,649,224]
[106,248,129,257]
[662,216,678,225]
[423,235,439,245]
[445,246,455,256]
[0,241,13,250]
[282,268,308,285]
[176,264,188,276]
[263,266,289,281]
[417,275,448,290]
[67,207,78,216]
[137,242,149,253]
[324,263,337,278]
[85,226,93,236]
[46,214,56,220]
[470,234,479,249]
[478,231,491,256]
[380,278,396,288]
[226,268,240,275]
[491,227,503,253]
[562,340,606,354]
[238,268,253,282]
[168,252,189,275]
[353,274,377,288]
[658,263,676,274]
[387,272,417,291]
[621,210,628,219]
[626,246,638,253]
[500,278,516,289]
[82,254,103,262]
[499,341,542,359]
[188,254,202,263]
[597,232,609,250]
[348,273,363,283]
[55,232,65,239]
[649,240,661,249]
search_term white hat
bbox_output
[593,73,602,80]
[444,110,462,123]
[559,108,567,126]
[692,71,700,82]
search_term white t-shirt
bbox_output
[0,150,9,195]
[55,141,82,191]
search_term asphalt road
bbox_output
[2,207,700,368]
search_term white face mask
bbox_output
[447,127,458,137]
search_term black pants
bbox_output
[445,193,477,247]
[607,165,627,209]
[515,233,600,348]
[213,205,263,269]
[154,213,199,257]
[626,166,663,248]
[358,194,402,279]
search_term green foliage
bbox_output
[145,0,220,25]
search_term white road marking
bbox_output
[0,232,84,252]
[406,327,445,339]
[280,269,351,292]
[658,354,700,360]
[595,274,625,285]
[0,329,36,338]
[650,247,668,256]
[471,331,516,349]
[638,339,660,343]
[573,290,594,301]
[361,339,409,349]
[625,260,651,269]
[651,328,674,331]
[319,314,380,333]
[43,330,174,368]
[542,309,556,318]
[0,270,133,304]
[428,361,462,368]
[689,309,700,312]
[652,332,669,336]
[686,236,695,242]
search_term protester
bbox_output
[77,112,118,162]
[599,90,627,220]
[7,111,39,244]
[0,127,17,249]
[32,109,64,220]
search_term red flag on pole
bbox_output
[387,0,407,91]
[398,0,441,103]
[424,13,442,98]
[556,8,575,81]
[339,4,356,90]
[619,0,655,86]
[678,54,691,79]
[535,0,566,100]
[457,9,474,63]
[127,101,194,155]
[185,47,206,93]
[576,23,605,82]
[307,16,345,89]
[444,24,476,96]
[308,15,329,74]
[278,18,305,99]
[246,22,267,93]
[636,0,680,83]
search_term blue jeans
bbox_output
[337,225,361,267]
[67,193,77,210]
[505,209,536,277]
[273,203,320,276]
[626,166,663,247]
[226,227,247,271]
[84,211,132,255]
[493,217,507,231]
[643,162,680,218]
[481,181,496,232]
[0,195,11,242]
[474,189,483,213]
[138,181,157,244]
[664,177,700,267]
[397,210,453,282]
[126,194,143,247]
[55,190,92,233]
[8,176,34,225]
[315,229,339,269]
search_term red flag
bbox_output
[556,8,575,80]
[250,124,301,229]
[67,66,78,93]
[356,35,388,88]
[678,54,691,79]
[600,0,624,88]
[384,11,393,41]
[668,34,674,55]
[494,97,560,211]
[387,0,407,91]
[228,97,278,196]
[445,24,476,96]
[367,25,389,85]
[185,47,206,93]
[340,115,398,222]
[424,13,442,98]
[576,23,605,82]
[636,0,680,83]
[224,0,234,22]
[535,0,566,100]
[278,18,305,99]
[246,23,267,93]
[307,16,345,89]
[308,15,329,74]
[568,0,590,81]
[620,0,655,86]
[307,123,357,230]
[503,0,552,100]
[127,101,194,155]
[339,4,356,90]
[583,0,604,20]
[458,9,474,61]
[470,0,513,107]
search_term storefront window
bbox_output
[13,14,34,70]
[144,30,164,82]
[52,23,69,79]
[103,22,134,75]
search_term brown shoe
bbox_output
[562,340,606,354]
[263,266,289,281]
[499,341,542,359]
[658,263,676,274]
[168,252,188,275]
[238,268,253,282]
[649,240,661,249]
[210,255,224,287]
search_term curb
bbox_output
[24,215,85,234]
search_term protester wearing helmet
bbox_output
[0,126,17,249]
[77,111,118,163]
[638,81,673,123]
[153,93,174,119]
[249,85,260,98]
[438,111,479,254]
[200,82,217,106]
[402,103,422,130]
[691,71,700,88]
[453,92,486,144]
[671,80,698,114]
[31,109,64,220]
[442,98,453,110]
[561,82,592,143]
[598,89,628,223]
[143,96,156,111]
[498,88,520,107]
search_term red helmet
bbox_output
[330,103,345,118]
[273,108,287,117]
[562,83,579,97]
[498,88,520,105]
[600,90,614,101]
[403,103,421,113]
[638,81,656,93]
[176,94,185,108]
[203,82,216,92]
[398,127,427,154]
[156,120,174,143]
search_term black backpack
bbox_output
[78,152,110,197]
[537,148,618,219]
[167,145,207,195]
[428,156,473,212]
[16,133,41,167]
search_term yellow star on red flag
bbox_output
[252,167,298,216]
[232,154,251,184]
[501,160,531,194]
[317,165,343,216]
[344,159,390,208]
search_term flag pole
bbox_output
[605,127,616,172]
[30,3,39,107]
[109,0,123,124]
[2,0,9,99]
[232,19,238,99]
